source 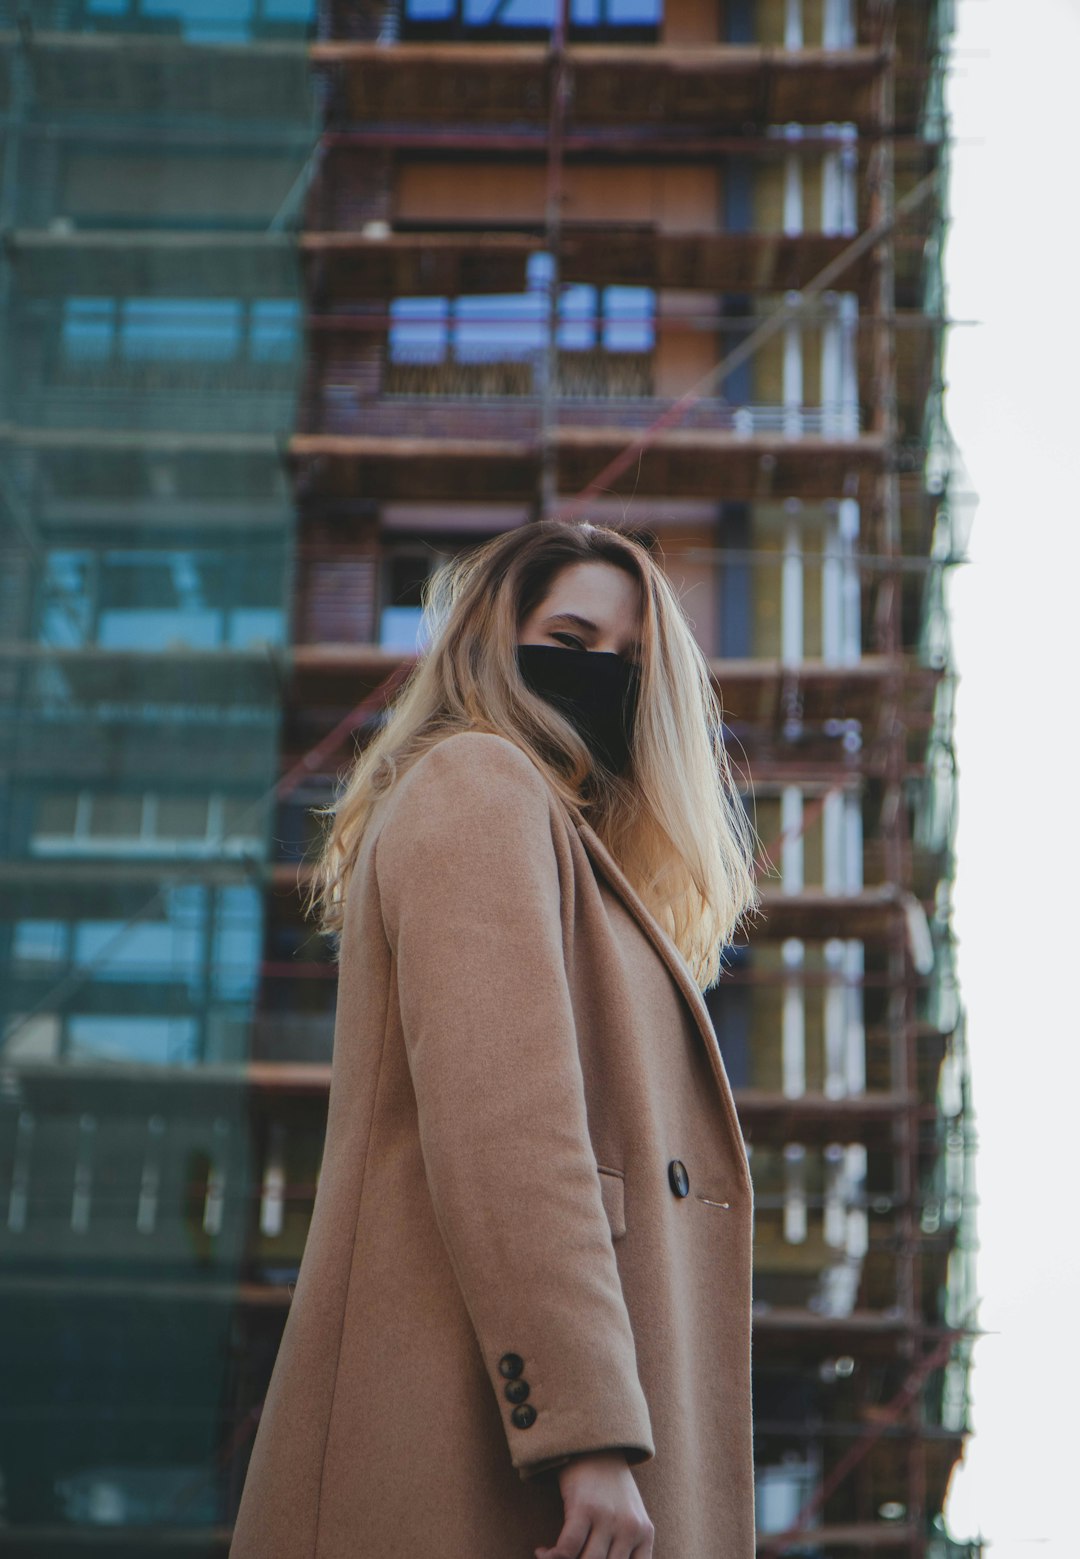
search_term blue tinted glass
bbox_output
[607,0,662,20]
[121,299,243,362]
[61,298,115,364]
[95,551,218,649]
[67,1014,199,1066]
[454,291,545,360]
[557,284,596,350]
[263,0,316,18]
[380,605,431,652]
[602,286,655,351]
[13,921,70,963]
[229,608,285,648]
[464,0,555,24]
[87,0,127,13]
[411,0,661,24]
[389,297,450,363]
[99,609,221,650]
[250,299,300,364]
[213,886,261,999]
[40,551,93,648]
[74,919,203,982]
[143,0,253,43]
[527,251,554,291]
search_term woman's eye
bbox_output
[552,632,586,649]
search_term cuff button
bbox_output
[668,1158,690,1198]
[498,1352,525,1379]
[504,1377,531,1404]
[511,1403,538,1429]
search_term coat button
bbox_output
[498,1352,525,1379]
[504,1378,531,1404]
[668,1159,690,1197]
[511,1403,538,1429]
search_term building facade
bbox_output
[0,1,977,1554]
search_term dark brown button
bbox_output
[511,1403,537,1429]
[668,1159,690,1197]
[498,1352,525,1379]
[504,1378,531,1404]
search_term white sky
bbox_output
[943,1,1080,1553]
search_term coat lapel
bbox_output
[572,819,751,1177]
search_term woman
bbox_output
[228,520,760,1559]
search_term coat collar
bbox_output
[571,818,751,1180]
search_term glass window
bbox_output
[403,0,662,32]
[389,269,656,365]
[228,607,285,647]
[263,0,316,18]
[66,1014,200,1067]
[61,298,116,364]
[602,286,655,352]
[213,884,262,1000]
[250,299,300,365]
[464,0,555,24]
[12,921,70,965]
[98,608,221,650]
[39,547,285,652]
[556,284,596,351]
[40,551,93,648]
[87,1,315,44]
[73,918,203,983]
[61,297,297,368]
[120,299,243,362]
[388,298,451,363]
[454,290,546,361]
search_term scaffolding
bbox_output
[0,2,977,1554]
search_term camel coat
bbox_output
[229,730,755,1559]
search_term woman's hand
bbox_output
[535,1450,655,1559]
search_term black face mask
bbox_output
[516,643,640,776]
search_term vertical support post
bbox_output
[839,496,861,662]
[783,126,804,439]
[782,504,804,663]
[781,782,806,1105]
[538,0,570,519]
[823,0,854,50]
[822,503,843,659]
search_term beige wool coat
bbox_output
[229,730,755,1559]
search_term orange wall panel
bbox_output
[396,163,719,232]
[396,163,546,224]
[663,0,721,45]
[655,312,717,400]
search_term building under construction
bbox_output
[0,1,977,1553]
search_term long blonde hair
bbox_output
[302,520,760,990]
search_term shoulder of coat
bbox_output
[383,729,555,821]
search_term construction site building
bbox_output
[0,2,977,1554]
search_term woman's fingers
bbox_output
[536,1511,655,1559]
[539,1451,654,1559]
[535,1513,593,1559]
[605,1515,656,1559]
[578,1532,613,1559]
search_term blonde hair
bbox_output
[302,519,760,990]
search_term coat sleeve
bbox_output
[373,730,655,1481]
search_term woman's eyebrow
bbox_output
[546,612,643,655]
